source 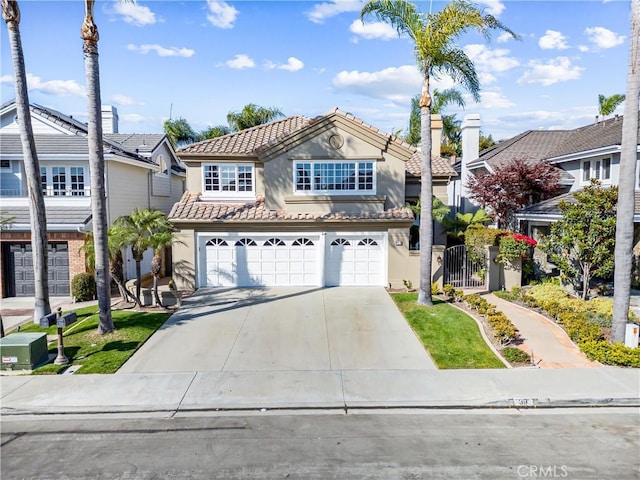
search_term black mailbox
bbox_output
[39,312,58,328]
[58,312,77,328]
[39,311,78,328]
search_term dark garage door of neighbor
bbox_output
[6,242,70,297]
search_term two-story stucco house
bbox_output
[0,100,185,298]
[169,108,455,291]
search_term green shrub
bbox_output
[454,288,465,302]
[443,284,456,301]
[431,282,441,296]
[493,319,518,344]
[561,314,603,343]
[502,347,531,364]
[71,273,96,302]
[580,341,640,367]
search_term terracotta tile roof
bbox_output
[178,116,311,155]
[169,192,414,222]
[406,150,457,177]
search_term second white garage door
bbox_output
[201,232,386,287]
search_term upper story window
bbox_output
[294,160,375,195]
[157,155,169,176]
[41,166,87,196]
[582,158,611,184]
[203,163,254,197]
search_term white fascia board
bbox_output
[547,146,623,164]
[6,223,89,232]
[513,213,562,222]
[109,154,159,171]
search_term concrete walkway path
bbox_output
[483,293,599,368]
[118,287,436,373]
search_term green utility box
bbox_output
[0,332,49,370]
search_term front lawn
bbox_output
[392,293,505,369]
[16,305,171,374]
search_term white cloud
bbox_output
[584,26,625,49]
[478,91,515,109]
[207,1,238,29]
[1,73,87,97]
[306,0,363,24]
[120,113,146,123]
[476,0,505,16]
[113,3,156,26]
[518,57,584,86]
[127,44,195,57]
[224,54,255,69]
[267,57,304,72]
[497,32,514,44]
[578,45,590,53]
[332,65,421,104]
[349,19,397,41]
[463,44,519,84]
[111,94,143,106]
[538,30,569,50]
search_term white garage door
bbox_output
[204,235,319,287]
[325,234,385,286]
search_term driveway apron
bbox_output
[118,287,435,373]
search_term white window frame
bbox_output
[581,158,611,184]
[40,165,88,196]
[156,155,169,177]
[202,163,255,199]
[293,160,376,196]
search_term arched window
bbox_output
[358,238,378,246]
[292,238,314,246]
[235,238,257,246]
[206,238,228,246]
[264,238,286,246]
[330,238,350,246]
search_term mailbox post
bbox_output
[40,307,78,366]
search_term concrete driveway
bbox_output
[118,287,435,373]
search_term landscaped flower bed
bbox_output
[494,283,640,367]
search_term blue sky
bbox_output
[0,0,632,141]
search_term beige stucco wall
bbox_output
[263,125,407,213]
[172,228,196,292]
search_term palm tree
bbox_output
[598,93,626,120]
[226,104,284,131]
[163,117,199,147]
[82,227,140,306]
[612,0,639,343]
[406,88,465,147]
[362,0,518,305]
[2,0,51,321]
[114,208,173,305]
[149,229,179,307]
[82,0,114,334]
[199,125,231,140]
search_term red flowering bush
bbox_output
[499,232,536,262]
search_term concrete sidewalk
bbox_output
[1,367,638,415]
[482,293,599,368]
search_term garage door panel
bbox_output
[203,235,319,287]
[325,234,385,286]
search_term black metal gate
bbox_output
[443,244,485,288]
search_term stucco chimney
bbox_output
[430,114,443,159]
[460,113,481,213]
[101,105,119,134]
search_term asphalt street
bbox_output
[2,409,639,479]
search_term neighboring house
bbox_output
[452,112,640,277]
[0,101,185,298]
[169,108,456,291]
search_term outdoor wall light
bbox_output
[437,255,442,265]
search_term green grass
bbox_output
[16,305,171,374]
[391,293,505,369]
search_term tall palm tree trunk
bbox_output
[417,77,434,306]
[612,0,640,343]
[2,0,50,320]
[82,0,113,333]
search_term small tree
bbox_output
[467,158,562,228]
[540,181,617,299]
[598,93,626,120]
